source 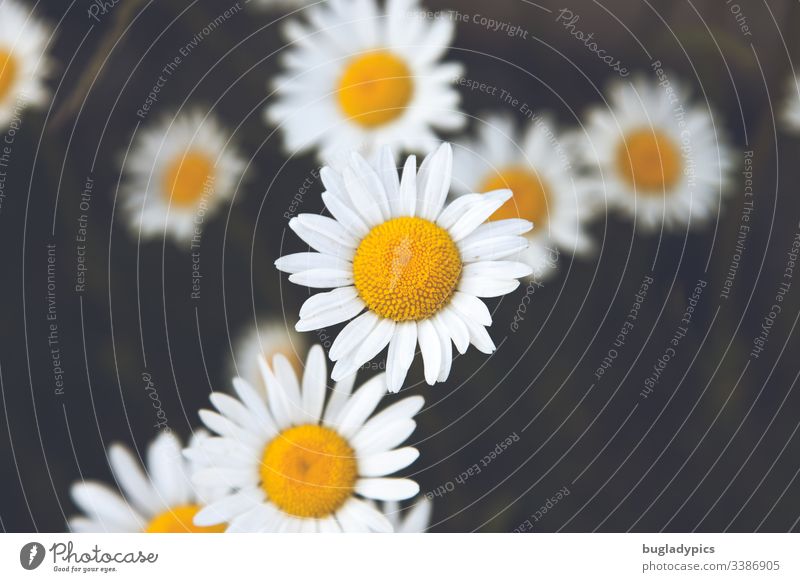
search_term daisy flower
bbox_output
[69,432,227,533]
[382,497,432,532]
[0,0,53,128]
[188,344,423,532]
[120,110,247,244]
[578,75,733,231]
[782,72,800,133]
[453,113,595,280]
[266,0,464,160]
[275,143,533,392]
[233,319,306,387]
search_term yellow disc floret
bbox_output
[481,166,550,225]
[260,424,357,519]
[162,151,215,207]
[145,504,226,533]
[337,51,414,128]
[616,129,682,193]
[0,49,19,101]
[353,216,462,322]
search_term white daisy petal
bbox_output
[432,314,453,382]
[147,432,190,507]
[342,498,393,532]
[225,503,280,533]
[301,345,328,423]
[398,154,417,216]
[343,165,385,226]
[296,298,365,332]
[272,354,304,423]
[193,488,264,527]
[462,260,533,280]
[459,235,529,262]
[209,392,267,438]
[199,410,265,449]
[417,143,452,220]
[322,191,370,238]
[232,377,276,432]
[352,419,417,457]
[336,505,369,532]
[329,310,380,361]
[458,277,521,298]
[318,516,342,533]
[108,444,160,517]
[356,478,419,501]
[332,319,395,381]
[322,373,357,426]
[334,374,387,437]
[438,307,470,354]
[70,483,144,530]
[395,497,433,533]
[289,268,354,288]
[257,357,295,429]
[359,447,419,477]
[350,151,391,220]
[289,216,356,260]
[386,321,417,393]
[299,287,362,320]
[275,252,351,275]
[375,145,401,212]
[417,319,441,386]
[450,292,492,326]
[448,189,512,242]
[294,214,358,248]
[459,314,496,355]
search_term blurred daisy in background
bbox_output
[69,432,227,533]
[232,319,306,386]
[382,497,432,532]
[0,0,53,128]
[275,143,533,392]
[578,76,732,231]
[120,110,246,244]
[783,72,800,133]
[266,0,464,161]
[453,113,595,280]
[189,345,423,532]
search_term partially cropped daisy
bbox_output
[189,345,423,532]
[266,0,464,160]
[783,72,800,133]
[382,497,432,532]
[233,319,306,386]
[0,0,53,127]
[453,114,595,280]
[275,143,533,392]
[578,76,732,231]
[69,432,226,533]
[120,110,246,244]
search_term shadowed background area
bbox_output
[1,0,800,532]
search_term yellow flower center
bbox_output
[260,424,357,519]
[145,504,226,533]
[616,129,682,193]
[480,166,550,225]
[0,49,19,101]
[336,51,414,128]
[353,216,462,322]
[162,151,215,207]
